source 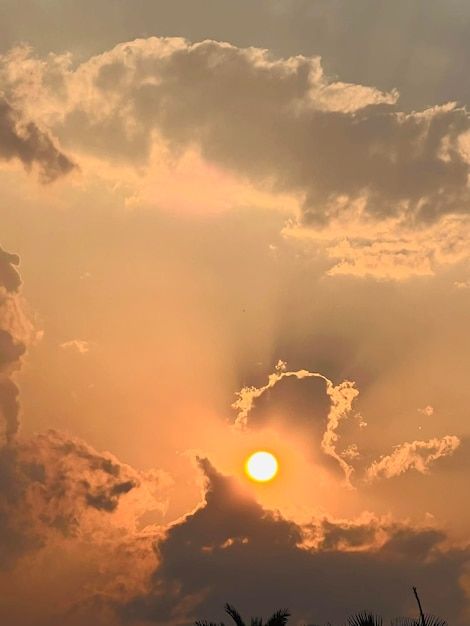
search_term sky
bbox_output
[1,2,470,625]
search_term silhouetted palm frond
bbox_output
[347,612,383,626]
[195,622,225,626]
[250,619,263,626]
[265,609,291,626]
[392,617,447,626]
[423,618,447,626]
[225,604,246,626]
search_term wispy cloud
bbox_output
[60,339,90,354]
[366,436,461,481]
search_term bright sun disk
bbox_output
[245,451,278,482]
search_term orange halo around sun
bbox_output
[245,450,279,482]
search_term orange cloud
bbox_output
[366,436,461,481]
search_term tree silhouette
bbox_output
[391,617,447,626]
[195,603,290,626]
[347,613,383,626]
[195,588,448,626]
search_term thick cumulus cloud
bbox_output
[0,246,21,292]
[0,416,168,625]
[233,363,461,487]
[123,459,470,626]
[0,246,29,443]
[0,96,76,182]
[0,244,171,626]
[2,38,470,276]
[4,0,470,113]
[0,429,168,573]
[2,38,468,223]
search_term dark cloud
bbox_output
[0,247,21,293]
[22,430,140,530]
[0,376,20,444]
[0,247,27,444]
[380,527,447,561]
[0,445,45,570]
[85,479,137,512]
[0,242,141,567]
[0,329,26,370]
[241,374,330,432]
[0,430,142,569]
[123,459,470,626]
[2,38,470,282]
[0,243,166,588]
[24,38,468,228]
[0,97,76,182]
[318,519,378,551]
[51,434,122,477]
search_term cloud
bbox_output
[0,247,21,293]
[2,40,470,223]
[283,204,470,280]
[418,405,434,417]
[366,436,461,482]
[0,243,170,581]
[60,339,90,354]
[123,459,470,625]
[0,292,166,623]
[0,377,20,446]
[232,363,359,484]
[0,329,26,370]
[3,0,470,113]
[233,363,462,487]
[0,247,31,444]
[2,38,470,277]
[0,428,170,576]
[0,241,465,624]
[0,96,76,182]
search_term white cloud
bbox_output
[60,339,90,354]
[366,436,461,481]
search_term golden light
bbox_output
[245,450,278,482]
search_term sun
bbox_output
[245,450,279,482]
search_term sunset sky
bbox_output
[1,2,470,625]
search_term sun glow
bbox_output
[245,451,279,482]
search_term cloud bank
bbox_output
[0,246,169,626]
[124,459,470,626]
[2,38,470,277]
[0,246,29,444]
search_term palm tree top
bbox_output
[391,617,448,626]
[195,604,291,626]
[348,612,383,626]
[195,588,448,626]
